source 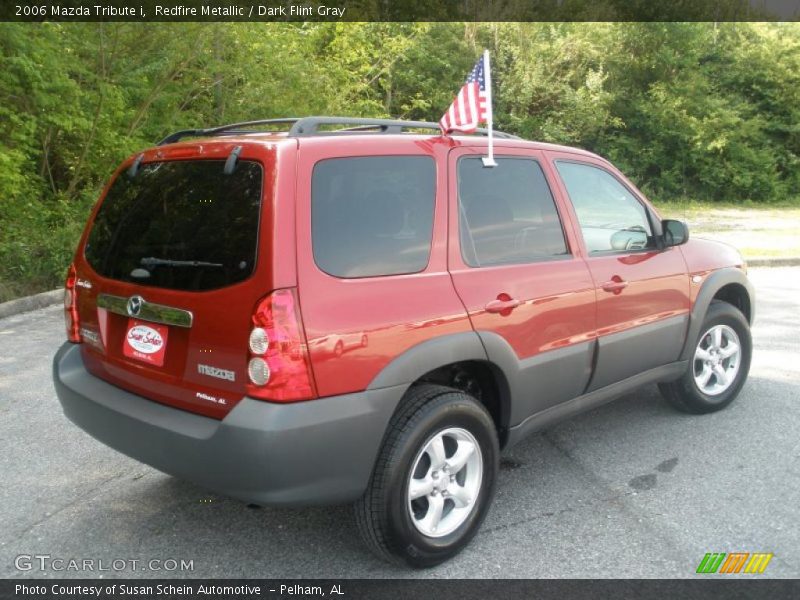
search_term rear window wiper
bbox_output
[140,257,223,268]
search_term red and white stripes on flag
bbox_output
[439,54,491,134]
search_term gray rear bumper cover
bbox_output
[53,343,405,506]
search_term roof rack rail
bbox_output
[158,116,521,145]
[157,118,302,146]
[288,116,521,139]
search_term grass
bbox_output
[655,197,800,213]
[653,201,800,260]
[0,279,57,304]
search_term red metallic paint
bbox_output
[294,136,474,399]
[679,237,747,306]
[69,131,705,421]
[544,151,692,342]
[447,146,597,360]
[73,139,294,419]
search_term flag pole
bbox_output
[481,49,498,168]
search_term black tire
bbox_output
[355,384,499,568]
[659,301,752,414]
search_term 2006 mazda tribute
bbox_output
[53,117,754,567]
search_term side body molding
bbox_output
[478,332,595,426]
[366,330,595,434]
[363,266,754,451]
[679,267,755,361]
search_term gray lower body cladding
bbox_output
[505,360,688,448]
[587,314,688,392]
[478,314,688,426]
[52,343,405,506]
[52,310,700,505]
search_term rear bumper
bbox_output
[52,343,405,506]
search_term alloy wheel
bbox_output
[407,427,483,538]
[693,324,741,396]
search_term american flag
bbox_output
[439,54,491,134]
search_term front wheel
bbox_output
[355,384,499,567]
[659,301,752,414]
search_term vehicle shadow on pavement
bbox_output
[24,376,787,579]
[82,385,689,578]
[116,472,414,577]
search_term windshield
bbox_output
[84,159,263,291]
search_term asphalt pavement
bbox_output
[0,267,798,579]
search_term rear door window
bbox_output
[458,157,568,267]
[85,160,263,291]
[311,156,435,278]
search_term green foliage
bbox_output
[0,22,798,300]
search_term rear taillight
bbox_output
[64,264,81,343]
[246,289,317,402]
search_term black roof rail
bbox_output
[290,116,521,139]
[157,118,303,145]
[158,116,521,145]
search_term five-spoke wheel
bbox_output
[355,384,498,568]
[408,427,483,537]
[660,300,752,414]
[692,324,741,395]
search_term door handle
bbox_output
[485,295,521,314]
[601,277,629,294]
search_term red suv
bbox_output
[53,117,754,567]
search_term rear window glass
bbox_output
[311,156,435,278]
[85,160,263,291]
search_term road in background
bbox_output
[0,267,797,578]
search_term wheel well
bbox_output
[712,283,752,323]
[415,360,511,448]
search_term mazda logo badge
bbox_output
[127,295,144,317]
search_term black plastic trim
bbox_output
[505,360,689,449]
[53,343,405,506]
[679,267,755,361]
[127,153,145,178]
[367,331,489,390]
[288,116,520,139]
[587,314,689,392]
[158,116,521,145]
[223,145,242,175]
[157,118,301,145]
[478,332,595,426]
[366,330,595,433]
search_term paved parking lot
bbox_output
[1,267,798,579]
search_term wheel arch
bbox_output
[367,331,514,448]
[680,267,755,361]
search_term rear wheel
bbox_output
[659,301,752,414]
[355,384,499,567]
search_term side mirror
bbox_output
[610,228,649,251]
[662,219,689,247]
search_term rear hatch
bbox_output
[72,144,278,418]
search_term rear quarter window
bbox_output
[311,156,436,278]
[84,160,263,291]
